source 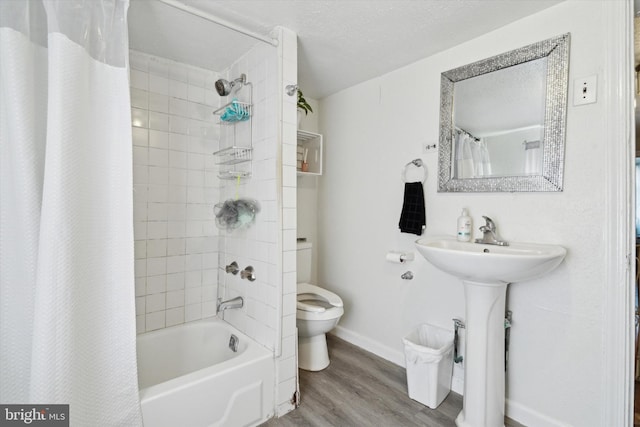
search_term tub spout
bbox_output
[217,296,244,314]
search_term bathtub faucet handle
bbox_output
[225,261,239,275]
[241,266,256,282]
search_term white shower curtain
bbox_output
[524,140,543,175]
[0,1,142,425]
[454,131,492,179]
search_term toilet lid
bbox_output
[297,283,343,313]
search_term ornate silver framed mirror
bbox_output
[438,33,570,192]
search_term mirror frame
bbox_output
[437,33,570,192]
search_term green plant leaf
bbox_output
[297,89,313,115]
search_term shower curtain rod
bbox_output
[157,0,279,47]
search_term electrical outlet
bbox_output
[573,75,597,106]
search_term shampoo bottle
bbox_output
[457,209,472,242]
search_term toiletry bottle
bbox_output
[457,209,472,242]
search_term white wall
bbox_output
[318,2,611,426]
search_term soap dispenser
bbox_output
[457,209,472,242]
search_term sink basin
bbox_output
[415,236,566,284]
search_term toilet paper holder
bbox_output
[386,251,415,263]
[399,253,414,262]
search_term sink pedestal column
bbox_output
[455,280,508,427]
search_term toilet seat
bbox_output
[297,283,343,312]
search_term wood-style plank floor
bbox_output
[261,334,525,427]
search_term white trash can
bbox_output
[403,323,454,409]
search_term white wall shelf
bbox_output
[297,130,323,176]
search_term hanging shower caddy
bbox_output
[212,74,253,180]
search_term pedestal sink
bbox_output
[415,236,566,427]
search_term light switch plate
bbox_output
[573,75,597,106]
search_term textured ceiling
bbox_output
[128,0,564,99]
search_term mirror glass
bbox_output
[438,34,570,192]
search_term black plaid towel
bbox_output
[398,182,425,235]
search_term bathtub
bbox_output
[137,317,274,427]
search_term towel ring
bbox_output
[402,158,427,184]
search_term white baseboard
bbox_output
[506,399,569,427]
[331,325,405,367]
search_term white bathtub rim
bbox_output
[138,318,273,403]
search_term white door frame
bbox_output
[603,0,635,426]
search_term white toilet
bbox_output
[296,241,344,371]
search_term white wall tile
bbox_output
[136,315,145,334]
[130,52,148,72]
[132,108,148,128]
[166,290,185,309]
[188,85,205,103]
[185,270,202,288]
[133,165,148,185]
[149,75,169,95]
[135,278,146,298]
[147,221,167,239]
[135,296,145,315]
[147,238,167,258]
[149,112,169,132]
[185,303,202,322]
[149,130,169,149]
[202,300,216,318]
[188,68,209,88]
[149,92,169,113]
[134,240,146,259]
[130,69,148,90]
[146,293,166,313]
[133,148,148,167]
[166,272,185,290]
[169,64,189,82]
[148,167,169,186]
[147,257,167,276]
[145,311,165,331]
[131,88,148,109]
[170,80,188,99]
[169,133,188,152]
[147,185,168,203]
[146,274,166,294]
[135,259,147,278]
[278,356,296,383]
[148,148,169,167]
[132,127,148,147]
[148,58,169,77]
[185,287,202,305]
[165,307,184,327]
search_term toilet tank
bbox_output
[296,241,312,283]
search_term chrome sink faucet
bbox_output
[474,216,509,246]
[217,296,244,314]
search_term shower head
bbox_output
[215,73,246,96]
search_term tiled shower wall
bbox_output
[216,42,280,349]
[130,51,221,333]
[214,28,299,416]
[129,26,298,418]
[212,29,297,415]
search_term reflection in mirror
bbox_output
[438,34,570,192]
[453,57,547,179]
